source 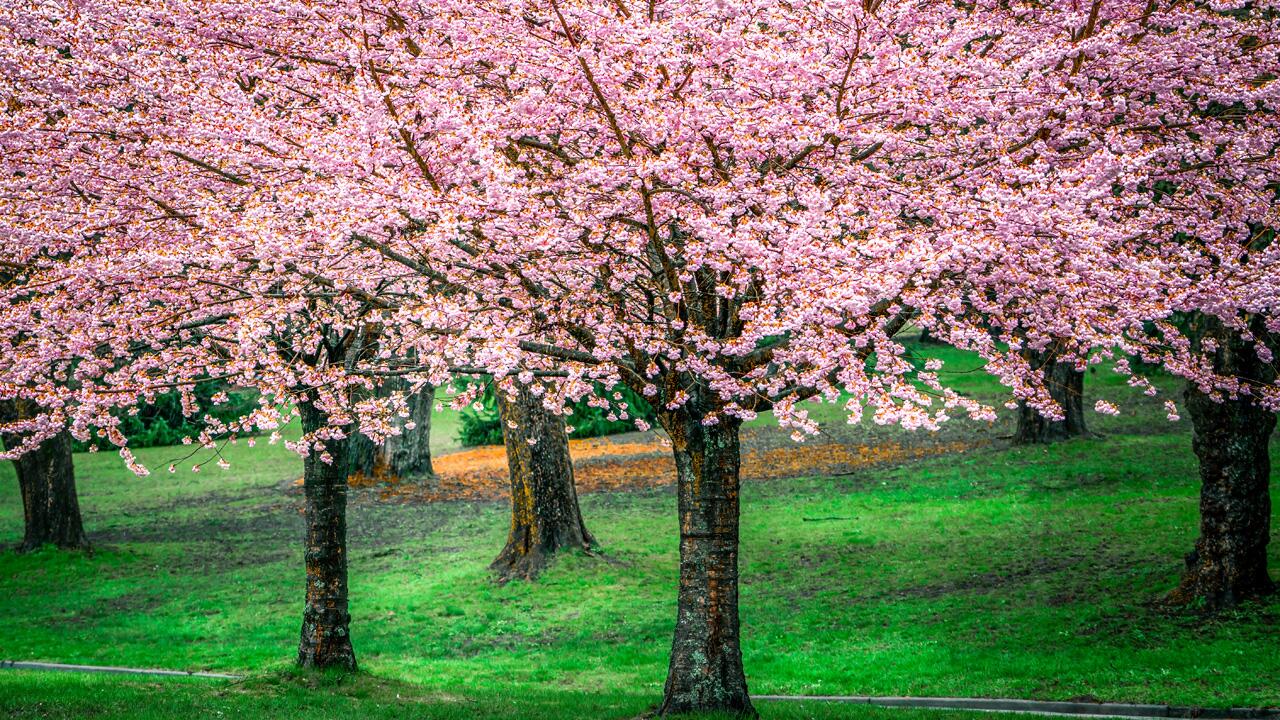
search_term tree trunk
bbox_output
[1014,344,1088,444]
[0,401,89,553]
[658,405,755,718]
[384,380,435,479]
[345,380,434,483]
[344,428,379,481]
[296,397,357,671]
[1168,317,1276,610]
[490,384,593,580]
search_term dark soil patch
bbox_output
[92,505,293,546]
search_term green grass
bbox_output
[0,672,1081,720]
[0,342,1277,718]
[741,341,1160,433]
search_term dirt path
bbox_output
[342,426,988,504]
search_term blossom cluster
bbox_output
[1,0,1276,468]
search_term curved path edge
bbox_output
[0,660,241,680]
[754,695,1280,720]
[3,661,1276,720]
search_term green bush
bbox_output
[457,381,656,448]
[457,383,504,448]
[74,382,261,451]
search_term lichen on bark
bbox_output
[490,383,594,581]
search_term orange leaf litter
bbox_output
[322,434,983,504]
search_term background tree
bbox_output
[0,400,89,553]
[917,328,945,346]
[347,377,436,483]
[1013,342,1089,445]
[491,380,595,580]
[459,381,655,447]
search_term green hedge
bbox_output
[457,381,656,448]
[75,382,261,451]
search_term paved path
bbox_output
[754,695,1278,720]
[0,660,241,680]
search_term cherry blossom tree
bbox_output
[0,257,89,551]
[938,0,1280,606]
[1169,314,1277,609]
[3,0,1278,715]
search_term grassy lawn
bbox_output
[0,343,1277,718]
[0,673,1087,720]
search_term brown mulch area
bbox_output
[336,428,986,504]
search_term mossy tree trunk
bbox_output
[490,384,593,580]
[1168,316,1276,610]
[657,398,755,718]
[296,395,357,671]
[0,401,89,553]
[1014,343,1088,444]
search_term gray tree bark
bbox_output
[385,380,435,479]
[346,379,435,482]
[1014,342,1089,444]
